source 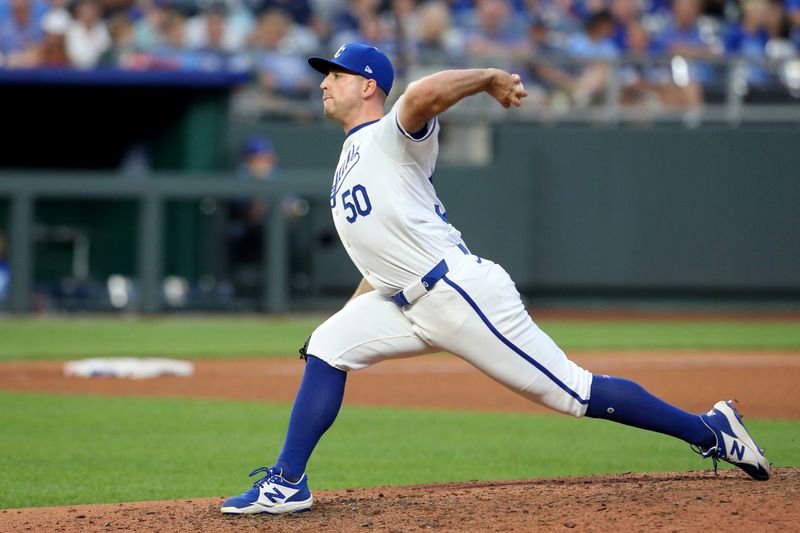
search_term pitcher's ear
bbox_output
[363,78,378,98]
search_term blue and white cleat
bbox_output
[221,466,313,514]
[696,400,771,481]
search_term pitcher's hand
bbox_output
[487,69,528,109]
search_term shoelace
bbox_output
[690,444,720,475]
[248,466,279,489]
[695,413,723,475]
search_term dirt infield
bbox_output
[2,349,798,531]
[1,351,799,418]
[2,469,798,532]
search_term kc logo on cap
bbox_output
[308,43,395,96]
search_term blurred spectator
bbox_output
[162,8,187,50]
[303,0,342,40]
[528,14,557,54]
[332,6,395,52]
[66,0,111,68]
[526,16,577,103]
[411,0,465,66]
[381,0,418,66]
[524,0,583,39]
[164,11,188,50]
[659,0,723,57]
[565,8,618,57]
[247,6,318,53]
[0,232,8,304]
[100,12,136,66]
[610,0,643,51]
[382,0,419,35]
[201,4,229,50]
[239,134,278,179]
[185,0,253,52]
[133,0,170,52]
[655,0,722,95]
[564,9,619,106]
[619,20,671,106]
[249,8,316,97]
[725,0,772,86]
[330,0,380,36]
[0,0,44,67]
[248,6,289,48]
[228,135,280,295]
[765,0,792,38]
[143,9,189,68]
[462,0,531,67]
[39,7,70,66]
[0,0,48,26]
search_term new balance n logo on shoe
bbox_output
[262,487,286,503]
[222,467,313,514]
[730,441,746,461]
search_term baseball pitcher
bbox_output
[221,43,771,515]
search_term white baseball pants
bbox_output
[307,249,593,417]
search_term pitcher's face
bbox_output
[320,68,368,121]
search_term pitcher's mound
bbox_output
[3,469,797,532]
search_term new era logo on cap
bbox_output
[308,43,394,96]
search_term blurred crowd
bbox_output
[1,0,799,108]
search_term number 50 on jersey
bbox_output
[339,184,372,223]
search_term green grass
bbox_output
[1,391,798,509]
[0,317,323,361]
[543,320,800,350]
[0,317,798,361]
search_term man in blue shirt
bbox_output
[0,0,43,67]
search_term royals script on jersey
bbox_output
[329,95,463,294]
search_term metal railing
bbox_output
[0,172,330,313]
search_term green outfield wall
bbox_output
[1,124,798,312]
[443,125,800,292]
[228,122,800,294]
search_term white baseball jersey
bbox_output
[329,95,463,295]
[310,95,593,418]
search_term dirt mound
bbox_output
[2,468,797,532]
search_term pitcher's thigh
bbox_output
[307,291,433,371]
[417,264,592,416]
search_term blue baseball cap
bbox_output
[308,43,394,96]
[242,135,274,157]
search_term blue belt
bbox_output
[391,244,470,307]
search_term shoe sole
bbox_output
[221,496,313,515]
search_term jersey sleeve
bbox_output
[370,95,440,173]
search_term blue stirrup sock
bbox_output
[586,374,716,449]
[274,355,347,482]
